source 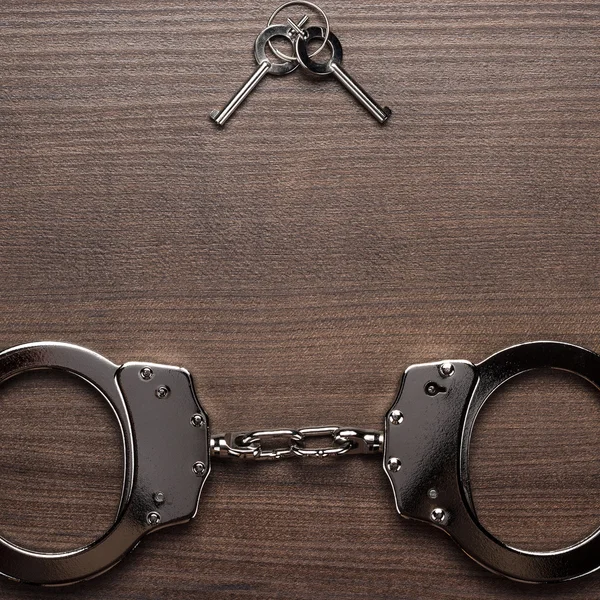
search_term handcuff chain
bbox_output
[210,426,384,460]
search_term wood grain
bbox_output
[0,0,599,597]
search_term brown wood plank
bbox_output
[0,0,599,597]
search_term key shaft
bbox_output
[330,63,391,124]
[211,61,271,126]
[210,24,300,127]
[295,27,391,124]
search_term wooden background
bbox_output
[1,0,599,598]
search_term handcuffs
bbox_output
[0,340,598,586]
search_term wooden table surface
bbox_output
[1,0,599,598]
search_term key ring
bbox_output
[266,1,330,62]
[295,26,343,75]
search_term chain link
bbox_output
[211,426,384,460]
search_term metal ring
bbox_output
[385,341,600,583]
[239,429,304,446]
[0,342,211,585]
[295,26,343,76]
[291,442,353,457]
[266,1,330,62]
[238,429,304,460]
[254,24,299,76]
[291,426,354,457]
[0,342,138,585]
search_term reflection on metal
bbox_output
[0,340,599,584]
[0,342,210,585]
[210,426,383,460]
[384,341,600,583]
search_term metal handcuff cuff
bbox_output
[0,340,599,586]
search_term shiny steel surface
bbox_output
[266,1,330,62]
[210,425,383,460]
[210,25,298,127]
[295,27,392,123]
[0,343,209,585]
[1,340,598,585]
[254,25,300,76]
[384,341,600,583]
[286,15,309,37]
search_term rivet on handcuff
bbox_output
[0,339,599,585]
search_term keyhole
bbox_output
[425,382,446,396]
